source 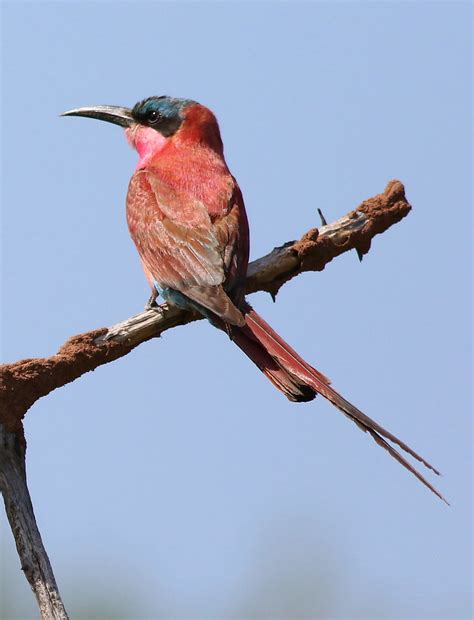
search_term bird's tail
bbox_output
[228,302,447,504]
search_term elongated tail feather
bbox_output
[230,302,448,504]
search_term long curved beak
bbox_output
[60,105,133,128]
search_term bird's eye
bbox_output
[147,110,161,124]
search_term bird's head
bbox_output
[61,95,224,167]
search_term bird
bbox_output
[62,96,446,503]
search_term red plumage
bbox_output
[125,101,446,503]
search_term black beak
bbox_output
[60,105,133,128]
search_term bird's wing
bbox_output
[212,184,249,306]
[127,170,244,325]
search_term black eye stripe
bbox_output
[131,98,184,137]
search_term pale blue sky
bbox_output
[1,2,472,619]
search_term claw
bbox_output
[145,291,159,311]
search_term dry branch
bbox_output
[0,180,410,433]
[0,427,69,619]
[0,179,411,620]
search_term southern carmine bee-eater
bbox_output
[62,96,446,503]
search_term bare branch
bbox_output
[0,179,410,432]
[0,179,411,619]
[0,426,69,619]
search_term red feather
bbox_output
[126,129,248,325]
[126,102,446,503]
[229,303,447,504]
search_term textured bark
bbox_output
[0,179,411,619]
[0,180,410,433]
[0,426,69,619]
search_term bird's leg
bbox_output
[145,289,159,311]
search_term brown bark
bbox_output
[0,180,411,434]
[0,179,411,620]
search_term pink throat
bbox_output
[125,125,168,169]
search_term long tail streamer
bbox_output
[229,302,447,504]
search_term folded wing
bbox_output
[127,169,245,325]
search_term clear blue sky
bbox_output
[1,2,471,619]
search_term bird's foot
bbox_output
[145,293,159,311]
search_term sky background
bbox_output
[1,2,472,619]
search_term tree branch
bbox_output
[0,180,411,619]
[0,179,411,433]
[0,426,69,619]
